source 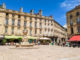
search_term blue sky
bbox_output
[0,0,80,27]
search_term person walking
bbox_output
[38,41,40,45]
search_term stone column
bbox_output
[27,17,30,36]
[8,14,12,35]
[0,12,5,35]
[14,15,18,35]
[21,16,24,35]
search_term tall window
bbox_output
[51,20,53,26]
[6,13,9,17]
[45,20,46,25]
[70,19,73,25]
[40,19,42,22]
[71,27,74,34]
[24,16,26,19]
[12,27,14,34]
[24,21,27,27]
[30,22,32,28]
[40,23,42,28]
[18,15,20,18]
[30,17,32,20]
[35,29,37,34]
[35,17,37,20]
[78,26,80,33]
[45,28,46,32]
[40,29,42,34]
[48,20,49,26]
[18,19,20,27]
[12,19,15,25]
[76,12,79,16]
[35,22,37,28]
[5,26,8,33]
[48,28,50,32]
[30,29,32,36]
[51,29,53,32]
[70,14,73,19]
[24,21,27,30]
[77,17,80,24]
[12,14,15,17]
[5,18,8,25]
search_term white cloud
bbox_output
[63,24,67,28]
[61,0,80,10]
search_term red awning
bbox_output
[68,35,80,42]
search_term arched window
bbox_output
[77,17,80,24]
[76,12,80,16]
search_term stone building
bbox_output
[0,3,53,37]
[67,5,80,38]
[53,20,67,45]
[0,3,67,44]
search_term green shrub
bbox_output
[9,38,14,42]
[2,39,7,45]
[18,38,22,43]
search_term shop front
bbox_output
[0,35,4,45]
[27,36,37,44]
[38,37,51,45]
[68,35,80,47]
[2,35,23,45]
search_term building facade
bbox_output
[0,3,67,44]
[0,3,54,38]
[53,20,67,45]
[67,5,80,38]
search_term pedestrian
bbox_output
[38,41,40,45]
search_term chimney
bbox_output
[30,9,33,15]
[39,9,42,16]
[2,3,6,9]
[20,7,23,12]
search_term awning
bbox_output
[5,36,37,40]
[39,37,51,40]
[68,35,80,42]
[5,36,23,39]
[27,36,37,39]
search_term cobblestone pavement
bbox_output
[0,45,80,60]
